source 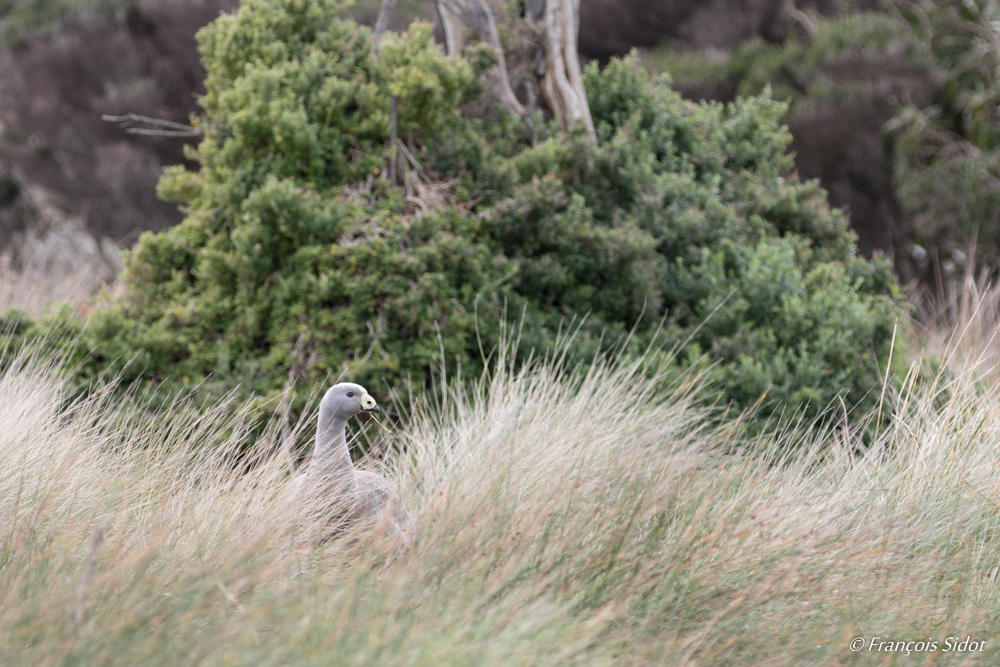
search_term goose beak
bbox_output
[360,393,380,413]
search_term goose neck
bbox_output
[314,413,355,477]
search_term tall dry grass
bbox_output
[2,294,1000,664]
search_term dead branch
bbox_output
[388,94,399,183]
[436,0,525,117]
[538,0,595,141]
[782,0,817,37]
[436,0,465,56]
[102,113,203,137]
[435,0,594,140]
[372,0,399,58]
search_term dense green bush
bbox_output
[5,0,903,424]
[641,14,937,269]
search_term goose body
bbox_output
[291,382,414,541]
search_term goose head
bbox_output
[319,382,380,421]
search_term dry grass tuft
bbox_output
[2,297,1000,664]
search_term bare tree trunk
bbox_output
[372,0,398,58]
[435,0,465,56]
[436,0,524,116]
[538,0,594,141]
[434,0,594,141]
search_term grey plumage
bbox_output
[288,382,414,543]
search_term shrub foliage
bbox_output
[643,14,937,273]
[8,0,902,422]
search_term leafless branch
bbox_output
[436,0,465,55]
[437,0,525,116]
[102,113,203,137]
[539,0,595,140]
[388,95,398,183]
[372,0,399,58]
[782,0,817,37]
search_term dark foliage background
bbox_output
[578,0,882,60]
[652,14,940,275]
[0,0,237,245]
[642,1,1000,295]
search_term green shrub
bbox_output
[6,0,903,426]
[640,14,938,281]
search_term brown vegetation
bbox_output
[0,0,236,245]
[578,0,881,59]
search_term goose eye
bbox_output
[346,391,354,398]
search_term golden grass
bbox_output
[2,290,1000,665]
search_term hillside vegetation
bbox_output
[3,0,903,430]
